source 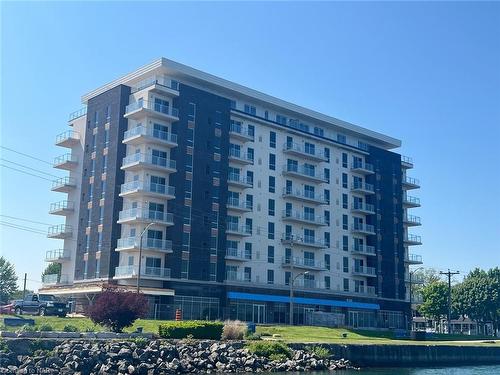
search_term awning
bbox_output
[227,292,380,310]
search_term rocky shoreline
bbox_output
[0,339,358,374]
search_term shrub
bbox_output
[244,332,262,341]
[246,341,292,359]
[39,324,53,332]
[87,286,149,332]
[269,353,288,362]
[63,324,79,332]
[158,321,224,339]
[17,324,36,332]
[130,336,148,349]
[309,346,330,359]
[222,320,247,340]
[0,339,8,352]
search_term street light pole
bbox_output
[290,270,309,326]
[289,234,294,325]
[136,222,155,293]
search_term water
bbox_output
[298,365,500,375]
[260,365,500,375]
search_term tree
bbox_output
[417,281,449,332]
[411,268,442,298]
[0,257,18,303]
[42,263,61,278]
[454,268,500,335]
[87,286,149,332]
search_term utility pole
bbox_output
[440,269,459,334]
[22,273,27,300]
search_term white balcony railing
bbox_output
[118,208,174,225]
[116,237,173,252]
[55,130,80,146]
[229,122,254,140]
[45,249,70,262]
[282,187,328,204]
[351,161,374,173]
[123,125,178,145]
[281,233,327,248]
[283,142,328,161]
[227,173,253,187]
[42,273,70,285]
[47,224,73,238]
[352,265,377,276]
[229,148,254,163]
[351,244,376,256]
[283,164,328,182]
[282,210,327,225]
[51,177,76,191]
[122,153,176,171]
[227,198,253,210]
[351,223,376,234]
[282,256,325,269]
[125,101,179,119]
[351,181,375,193]
[53,153,78,168]
[226,223,252,236]
[120,180,175,197]
[115,265,171,279]
[49,200,75,213]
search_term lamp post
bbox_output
[290,270,309,326]
[408,266,424,330]
[136,222,155,293]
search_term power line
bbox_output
[0,215,53,227]
[0,145,53,166]
[0,159,61,178]
[0,221,47,235]
[0,164,53,182]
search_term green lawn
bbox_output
[1,315,498,346]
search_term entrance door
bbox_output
[349,311,359,328]
[252,304,266,324]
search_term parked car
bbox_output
[13,294,68,317]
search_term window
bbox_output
[324,168,330,183]
[343,278,349,292]
[324,254,331,270]
[102,155,107,172]
[188,102,196,121]
[104,129,109,146]
[270,131,276,148]
[343,215,348,230]
[342,173,348,188]
[101,180,106,198]
[324,232,330,247]
[105,105,111,120]
[244,243,252,260]
[314,127,324,137]
[343,235,349,251]
[94,111,99,126]
[269,176,275,193]
[99,206,104,223]
[269,153,276,170]
[244,267,251,282]
[343,257,349,273]
[267,246,274,263]
[324,210,330,226]
[244,104,256,115]
[267,270,274,284]
[264,110,269,119]
[83,260,88,279]
[230,100,236,109]
[97,232,103,250]
[324,189,330,204]
[95,258,100,278]
[85,234,90,251]
[268,199,275,216]
[268,222,275,240]
[342,194,348,209]
[325,276,331,290]
[88,183,93,199]
[276,114,287,125]
[337,134,347,144]
[285,271,291,285]
[342,153,348,168]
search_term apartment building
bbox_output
[43,58,422,328]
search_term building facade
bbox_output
[43,58,422,329]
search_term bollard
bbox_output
[175,309,182,321]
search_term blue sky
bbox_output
[1,2,499,291]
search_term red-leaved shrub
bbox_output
[87,286,149,332]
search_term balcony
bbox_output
[51,177,76,193]
[229,122,254,142]
[47,224,73,239]
[282,165,328,183]
[121,153,176,173]
[226,198,252,212]
[352,265,377,278]
[225,271,251,284]
[45,249,70,263]
[282,142,328,162]
[131,78,180,97]
[228,149,254,165]
[117,208,174,226]
[351,181,375,194]
[404,234,422,246]
[282,257,326,271]
[281,234,328,249]
[405,253,423,265]
[351,244,377,256]
[403,214,422,227]
[124,101,179,122]
[120,180,175,200]
[401,155,414,169]
[351,161,375,175]
[405,274,424,284]
[281,210,327,226]
[351,223,376,235]
[227,173,253,189]
[353,286,377,297]
[53,153,78,170]
[42,274,70,286]
[403,176,420,189]
[403,195,421,208]
[116,237,173,254]
[351,202,375,214]
[282,187,328,205]
[123,125,178,148]
[114,265,171,281]
[55,130,80,148]
[225,248,249,261]
[226,223,252,237]
[68,107,87,122]
[49,201,75,216]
